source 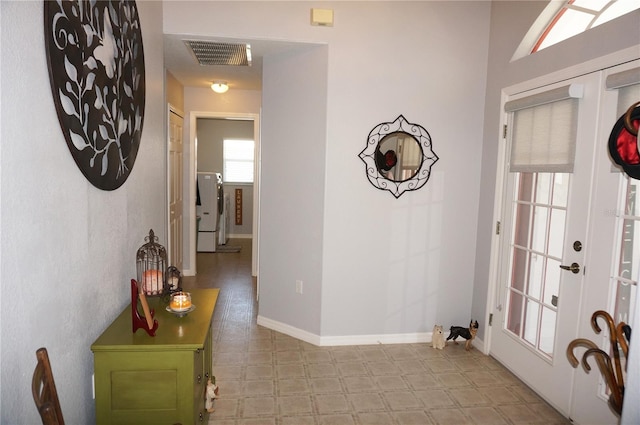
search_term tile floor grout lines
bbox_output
[183,238,571,425]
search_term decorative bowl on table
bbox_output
[166,291,195,317]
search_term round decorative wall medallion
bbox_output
[44,0,145,190]
[359,115,438,198]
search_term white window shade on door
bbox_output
[505,84,583,173]
[607,67,640,116]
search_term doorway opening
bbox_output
[189,112,261,281]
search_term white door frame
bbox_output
[187,111,261,279]
[167,104,185,270]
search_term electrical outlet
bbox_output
[295,280,303,294]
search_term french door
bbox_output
[491,72,598,417]
[489,61,640,424]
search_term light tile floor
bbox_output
[184,239,571,425]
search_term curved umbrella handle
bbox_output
[582,348,623,415]
[623,101,640,137]
[616,322,629,358]
[591,310,624,392]
[566,338,598,368]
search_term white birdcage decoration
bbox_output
[136,229,167,296]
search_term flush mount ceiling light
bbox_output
[185,40,252,66]
[211,82,229,94]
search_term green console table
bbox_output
[91,289,219,425]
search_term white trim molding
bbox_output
[257,315,461,348]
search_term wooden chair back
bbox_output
[32,347,65,425]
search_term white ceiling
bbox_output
[163,34,314,91]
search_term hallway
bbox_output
[183,239,571,425]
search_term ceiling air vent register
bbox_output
[185,40,252,66]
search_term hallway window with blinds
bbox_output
[223,139,254,183]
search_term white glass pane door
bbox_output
[491,60,638,425]
[490,72,599,418]
[614,179,640,325]
[505,172,568,358]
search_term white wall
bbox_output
[164,1,491,340]
[0,2,166,423]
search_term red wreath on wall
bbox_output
[609,101,640,179]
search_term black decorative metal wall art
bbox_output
[44,0,145,190]
[359,115,438,198]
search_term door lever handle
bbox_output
[560,262,581,274]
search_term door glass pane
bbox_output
[505,171,570,359]
[548,209,566,258]
[528,253,543,300]
[513,204,531,247]
[624,179,639,216]
[618,218,638,280]
[613,279,635,325]
[539,307,557,355]
[536,173,551,204]
[511,247,528,293]
[518,173,535,202]
[513,203,531,248]
[532,206,549,253]
[612,177,640,326]
[507,291,524,336]
[523,299,540,346]
[544,258,561,306]
[552,174,569,207]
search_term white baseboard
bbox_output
[256,315,435,347]
[257,316,321,345]
[320,332,431,347]
[256,316,488,351]
[228,233,251,239]
[472,336,486,353]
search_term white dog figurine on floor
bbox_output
[432,324,446,349]
[205,378,219,413]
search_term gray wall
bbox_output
[197,118,254,237]
[164,1,491,339]
[0,2,166,424]
[260,44,328,335]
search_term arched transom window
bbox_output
[515,0,640,58]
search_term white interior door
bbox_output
[490,72,601,417]
[168,108,184,270]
